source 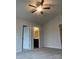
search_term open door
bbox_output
[22,25,32,50]
[59,24,62,45]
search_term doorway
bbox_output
[34,39,39,48]
[22,25,31,51]
[33,27,40,48]
[22,26,40,51]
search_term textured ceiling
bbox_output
[16,0,62,25]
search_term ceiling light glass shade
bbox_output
[36,6,43,12]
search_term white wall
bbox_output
[42,14,62,49]
[16,14,62,52]
[16,18,37,52]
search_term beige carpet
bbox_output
[16,48,62,59]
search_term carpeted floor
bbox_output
[16,48,62,59]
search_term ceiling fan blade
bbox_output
[40,11,43,14]
[43,7,51,9]
[41,0,44,5]
[44,4,56,6]
[31,9,37,13]
[36,2,41,7]
[29,4,36,8]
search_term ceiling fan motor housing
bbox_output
[36,2,41,7]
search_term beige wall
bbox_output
[16,14,62,52]
[16,18,38,52]
[42,14,62,49]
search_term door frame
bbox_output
[59,24,62,45]
[32,27,41,49]
[22,25,27,51]
[22,25,33,51]
[22,25,41,51]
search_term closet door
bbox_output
[22,26,32,50]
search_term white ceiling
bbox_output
[16,0,62,25]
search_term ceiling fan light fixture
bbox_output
[37,6,43,12]
[28,0,53,15]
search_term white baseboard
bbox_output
[16,49,22,53]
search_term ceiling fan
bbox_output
[28,0,55,14]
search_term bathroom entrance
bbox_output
[33,27,40,48]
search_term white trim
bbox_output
[16,49,22,53]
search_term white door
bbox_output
[23,26,31,50]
